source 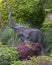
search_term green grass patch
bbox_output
[43,19,52,25]
[43,19,52,28]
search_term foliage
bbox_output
[41,20,52,54]
[0,26,19,46]
[43,19,52,28]
[0,45,18,65]
[0,0,45,28]
[11,56,52,65]
[0,42,3,45]
[49,54,52,57]
[16,42,41,60]
[45,0,52,9]
[11,61,25,65]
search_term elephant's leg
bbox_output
[20,35,26,43]
[39,43,45,55]
[38,37,45,55]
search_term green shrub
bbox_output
[11,60,33,65]
[0,26,19,46]
[11,56,52,65]
[31,56,52,65]
[0,42,3,45]
[43,19,52,28]
[0,0,45,28]
[0,45,18,65]
[45,0,52,9]
[41,19,52,55]
[11,61,25,65]
[41,27,52,54]
[49,54,52,57]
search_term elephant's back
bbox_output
[29,28,43,42]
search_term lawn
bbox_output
[43,19,52,27]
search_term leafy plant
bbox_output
[44,0,52,9]
[41,19,52,55]
[0,26,19,46]
[11,56,52,65]
[16,42,41,60]
[49,54,52,57]
[0,45,18,65]
[0,0,45,28]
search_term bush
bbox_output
[11,56,52,65]
[16,41,41,60]
[0,26,19,46]
[0,0,45,28]
[49,54,52,57]
[30,56,52,65]
[0,42,3,45]
[45,0,52,9]
[0,45,18,65]
[11,61,25,65]
[41,27,52,54]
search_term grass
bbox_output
[43,19,52,27]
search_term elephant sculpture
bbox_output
[8,11,44,55]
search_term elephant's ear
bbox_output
[23,30,30,38]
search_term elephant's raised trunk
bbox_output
[8,11,24,30]
[8,11,12,22]
[8,11,16,29]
